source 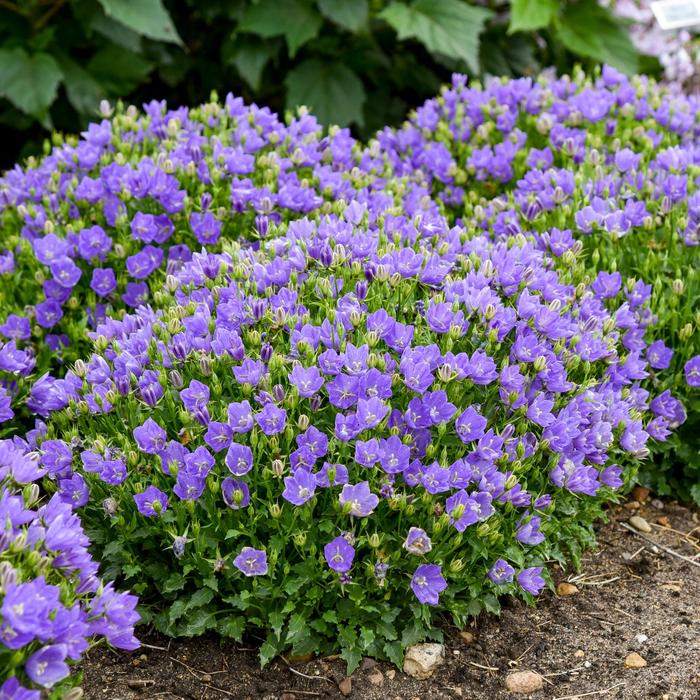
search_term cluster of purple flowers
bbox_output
[1,66,698,670]
[0,436,139,693]
[0,98,393,426]
[36,175,675,636]
[373,66,700,494]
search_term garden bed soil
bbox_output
[81,495,700,700]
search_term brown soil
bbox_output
[81,497,700,700]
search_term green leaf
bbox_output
[0,49,62,124]
[88,11,143,53]
[55,54,106,116]
[340,645,362,674]
[285,612,307,644]
[96,0,181,44]
[259,640,279,667]
[168,598,188,623]
[239,0,322,57]
[383,640,403,668]
[379,0,493,73]
[226,38,278,92]
[219,616,245,641]
[269,611,285,639]
[87,45,154,94]
[187,589,214,610]
[286,59,365,127]
[509,0,558,33]
[317,0,369,32]
[162,572,187,593]
[554,0,638,74]
[179,608,215,636]
[690,483,700,506]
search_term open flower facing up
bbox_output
[324,536,355,573]
[411,564,447,605]
[234,547,268,577]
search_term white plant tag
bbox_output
[650,0,700,29]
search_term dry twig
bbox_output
[552,681,625,700]
[620,522,700,568]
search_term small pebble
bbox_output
[453,649,460,656]
[624,652,647,669]
[656,515,670,527]
[367,670,384,686]
[403,643,445,680]
[556,582,579,597]
[505,670,544,693]
[338,677,352,696]
[651,498,665,510]
[574,649,585,658]
[635,634,648,644]
[360,657,376,671]
[624,500,641,510]
[386,669,396,680]
[459,631,475,644]
[629,515,652,533]
[280,694,296,700]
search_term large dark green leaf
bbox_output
[509,0,558,33]
[225,38,279,91]
[317,0,369,32]
[285,59,365,127]
[55,54,106,116]
[0,49,62,124]
[379,0,493,73]
[239,0,322,57]
[87,45,154,94]
[97,0,182,44]
[554,0,639,74]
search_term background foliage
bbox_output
[0,0,655,168]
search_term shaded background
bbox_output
[0,0,675,169]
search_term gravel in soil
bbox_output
[81,499,700,700]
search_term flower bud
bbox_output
[673,279,684,295]
[272,459,285,477]
[449,558,465,573]
[269,503,282,519]
[368,533,381,548]
[23,483,40,507]
[534,355,547,372]
[297,414,310,431]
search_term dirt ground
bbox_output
[81,494,700,700]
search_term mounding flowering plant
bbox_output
[0,435,139,696]
[375,65,700,502]
[0,95,385,430]
[40,200,669,670]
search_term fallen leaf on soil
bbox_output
[625,652,647,669]
[631,486,651,502]
[629,515,652,533]
[338,677,352,696]
[556,582,579,596]
[505,670,544,693]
